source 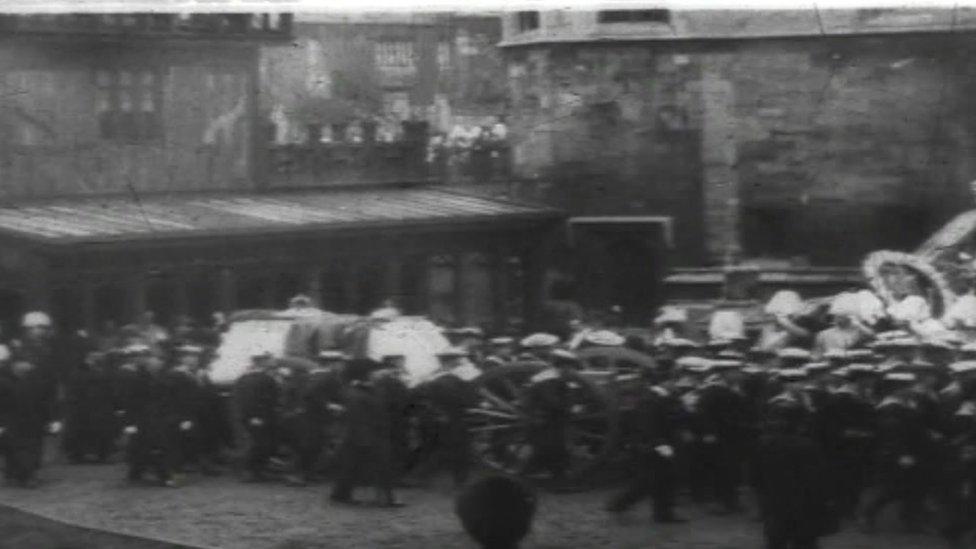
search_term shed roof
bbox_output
[0,186,560,246]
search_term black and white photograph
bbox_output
[1,1,976,548]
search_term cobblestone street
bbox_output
[0,462,951,549]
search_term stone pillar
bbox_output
[417,254,432,317]
[81,279,97,334]
[125,273,147,323]
[453,252,467,326]
[171,276,190,319]
[24,279,51,315]
[489,249,510,333]
[260,272,276,309]
[305,266,323,308]
[217,267,237,314]
[383,258,402,308]
[342,262,360,314]
[701,56,741,264]
[521,223,558,332]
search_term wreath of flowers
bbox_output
[862,250,956,320]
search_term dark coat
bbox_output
[121,369,193,437]
[755,431,835,539]
[0,368,57,438]
[340,382,387,449]
[235,370,280,423]
[65,364,116,428]
[627,386,679,452]
[698,382,747,449]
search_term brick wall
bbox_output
[505,33,976,266]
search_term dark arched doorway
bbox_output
[569,217,670,325]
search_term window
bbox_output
[516,11,540,32]
[94,68,161,141]
[374,41,415,69]
[597,9,671,24]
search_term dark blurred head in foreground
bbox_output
[455,475,537,549]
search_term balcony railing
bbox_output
[431,143,512,186]
[0,13,293,40]
[268,142,430,188]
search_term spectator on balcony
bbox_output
[427,132,449,167]
[377,118,401,143]
[490,118,508,142]
[346,122,364,144]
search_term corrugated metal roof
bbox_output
[0,187,559,245]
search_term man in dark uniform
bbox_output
[904,358,952,521]
[523,348,576,487]
[119,346,192,487]
[170,344,223,475]
[818,364,878,519]
[607,367,686,523]
[941,399,976,547]
[697,364,749,513]
[673,357,713,503]
[63,349,116,464]
[287,351,347,486]
[860,373,930,533]
[755,395,836,549]
[412,348,480,487]
[371,366,411,495]
[234,351,280,483]
[17,311,62,390]
[0,352,60,488]
[377,354,411,481]
[330,358,404,507]
[942,360,976,416]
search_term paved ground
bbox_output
[0,504,200,549]
[0,459,958,549]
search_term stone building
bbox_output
[0,14,560,334]
[261,12,507,145]
[500,8,976,312]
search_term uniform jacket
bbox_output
[0,368,57,437]
[235,370,280,423]
[755,430,835,538]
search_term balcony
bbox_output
[431,143,513,186]
[268,142,431,188]
[0,13,293,41]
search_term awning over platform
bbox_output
[0,187,560,245]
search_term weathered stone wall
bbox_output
[0,40,257,198]
[505,33,976,266]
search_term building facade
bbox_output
[0,14,561,334]
[260,13,507,143]
[500,8,976,277]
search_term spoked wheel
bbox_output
[465,362,618,482]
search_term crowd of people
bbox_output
[2,283,976,549]
[0,295,540,549]
[584,286,976,549]
[426,119,510,184]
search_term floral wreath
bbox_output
[862,250,956,320]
